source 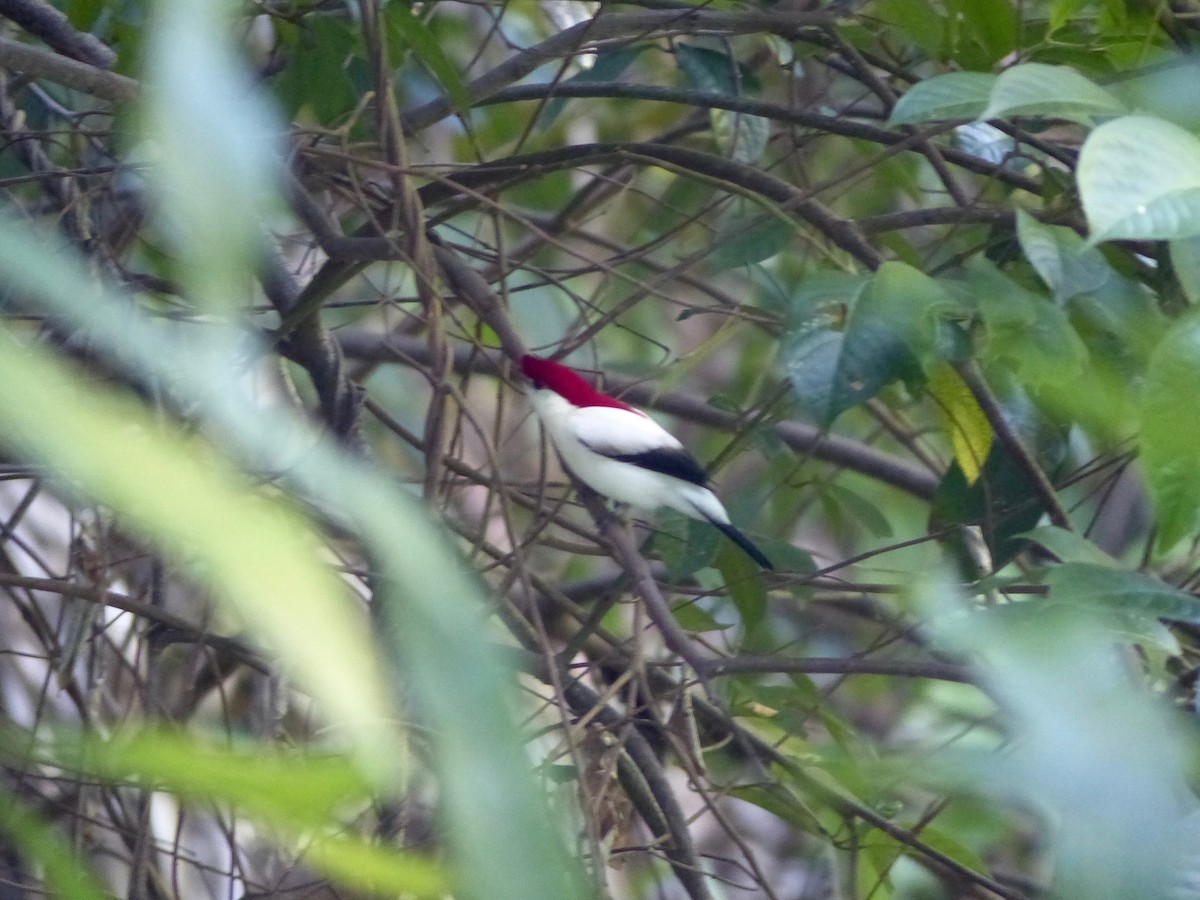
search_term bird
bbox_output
[521,354,773,570]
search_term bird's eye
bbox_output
[531,379,544,389]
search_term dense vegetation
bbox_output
[1,0,1200,897]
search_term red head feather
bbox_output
[521,355,635,411]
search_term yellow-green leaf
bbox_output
[928,363,993,485]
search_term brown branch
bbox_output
[400,8,834,133]
[477,82,1042,194]
[0,0,115,68]
[0,35,132,101]
[705,655,974,683]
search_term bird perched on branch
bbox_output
[521,354,773,570]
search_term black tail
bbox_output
[713,521,774,570]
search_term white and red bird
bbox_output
[521,354,773,570]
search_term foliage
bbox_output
[1,1,1200,899]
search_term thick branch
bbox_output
[0,35,133,101]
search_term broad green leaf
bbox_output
[782,262,946,426]
[1046,562,1200,623]
[888,72,995,125]
[1015,209,1112,301]
[785,270,868,326]
[1018,526,1119,567]
[0,331,400,777]
[386,3,471,115]
[964,259,1088,386]
[1170,236,1200,304]
[1079,115,1200,243]
[928,363,992,485]
[0,790,108,900]
[709,215,794,270]
[1142,314,1200,551]
[981,63,1125,125]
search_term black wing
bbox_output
[587,443,709,486]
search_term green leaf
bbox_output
[29,729,449,897]
[671,600,734,633]
[782,262,947,426]
[538,45,647,129]
[887,72,995,125]
[931,396,1067,571]
[386,4,471,115]
[675,43,769,162]
[0,331,401,779]
[965,260,1088,386]
[715,539,768,631]
[41,730,373,830]
[1015,209,1112,302]
[144,0,284,313]
[1142,314,1200,551]
[1079,115,1200,243]
[981,63,1125,125]
[918,589,1191,899]
[1018,526,1119,567]
[1045,562,1200,623]
[273,17,358,124]
[656,510,720,580]
[1170,236,1200,304]
[928,363,992,485]
[709,216,794,270]
[0,790,108,900]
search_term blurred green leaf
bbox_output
[657,510,720,580]
[1142,313,1200,551]
[42,729,374,829]
[1079,115,1200,243]
[888,72,994,125]
[144,0,284,312]
[920,587,1194,899]
[1170,236,1200,304]
[0,328,401,778]
[965,259,1088,386]
[981,63,1126,125]
[0,790,108,900]
[1018,526,1119,567]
